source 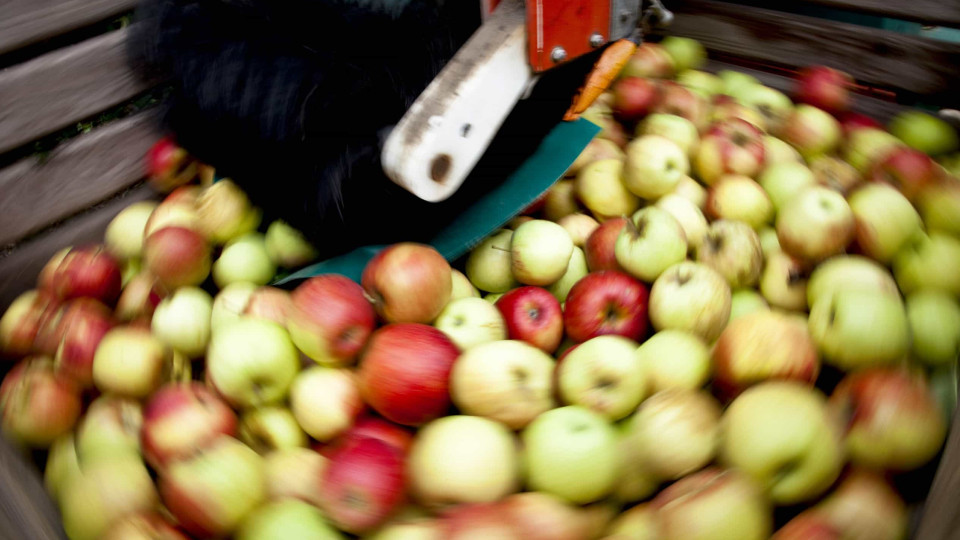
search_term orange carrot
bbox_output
[564,38,639,121]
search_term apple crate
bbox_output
[0,0,959,537]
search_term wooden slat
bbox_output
[0,437,66,540]
[0,0,138,56]
[0,26,156,155]
[658,0,960,101]
[793,0,960,29]
[0,112,162,247]
[0,184,159,314]
[917,394,960,539]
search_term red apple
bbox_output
[147,137,198,193]
[694,118,766,185]
[585,217,628,272]
[335,415,415,457]
[773,511,840,540]
[495,287,564,353]
[621,43,675,79]
[53,298,115,387]
[839,112,883,138]
[143,226,212,289]
[869,146,941,202]
[102,512,189,540]
[115,273,167,323]
[0,356,81,447]
[502,492,593,540]
[563,270,649,343]
[815,468,908,540]
[289,275,376,366]
[38,245,122,305]
[242,286,294,328]
[440,502,520,539]
[362,243,452,324]
[357,323,460,426]
[320,436,407,534]
[141,382,238,470]
[34,298,112,357]
[0,290,59,359]
[795,66,853,113]
[613,76,660,122]
[653,81,708,132]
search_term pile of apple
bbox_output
[3,35,960,540]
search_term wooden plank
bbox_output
[0,26,156,155]
[0,112,162,247]
[0,184,159,314]
[794,0,960,28]
[0,0,138,56]
[0,437,66,540]
[657,0,960,101]
[916,394,960,539]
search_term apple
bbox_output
[146,137,197,192]
[660,36,706,72]
[484,292,504,304]
[849,183,923,263]
[671,175,708,210]
[782,105,842,159]
[575,159,641,219]
[615,207,687,283]
[696,219,763,289]
[806,255,899,308]
[582,103,629,148]
[213,233,277,288]
[648,261,732,342]
[44,433,81,502]
[706,175,773,229]
[60,456,159,540]
[363,243,452,323]
[630,389,721,481]
[288,275,376,366]
[757,161,816,212]
[636,329,710,392]
[465,229,519,294]
[104,201,159,261]
[75,395,143,461]
[263,447,327,504]
[621,42,675,79]
[713,311,819,399]
[449,269,480,301]
[889,110,959,156]
[264,220,319,269]
[603,503,659,539]
[829,367,946,471]
[92,326,173,398]
[638,114,699,158]
[623,135,690,200]
[584,217,628,272]
[235,499,343,540]
[893,232,960,296]
[776,186,854,262]
[613,423,660,504]
[408,415,520,508]
[869,147,940,202]
[150,286,212,358]
[52,299,114,387]
[839,111,883,138]
[358,324,459,426]
[438,503,518,539]
[0,290,59,358]
[38,245,122,305]
[241,286,293,328]
[918,181,960,238]
[434,297,506,350]
[814,468,908,540]
[160,436,266,538]
[710,96,767,133]
[557,213,599,248]
[522,405,618,504]
[844,128,905,174]
[678,70,724,98]
[102,512,189,540]
[495,286,563,353]
[730,288,770,321]
[809,289,909,371]
[759,251,809,312]
[502,491,594,540]
[758,227,781,258]
[209,282,258,332]
[32,297,112,358]
[652,82,709,132]
[772,511,840,540]
[239,406,307,453]
[655,193,708,251]
[143,198,200,238]
[906,290,960,366]
[368,518,442,539]
[612,76,660,122]
[558,335,647,421]
[737,84,793,134]
[206,318,300,408]
[721,381,843,505]
[143,226,212,289]
[694,118,766,185]
[563,270,649,343]
[290,366,364,442]
[795,66,853,113]
[719,70,759,97]
[651,467,772,540]
[509,220,575,287]
[0,357,81,447]
[546,247,589,302]
[141,382,238,469]
[114,272,165,323]
[195,179,258,244]
[809,155,861,195]
[763,135,803,167]
[564,141,624,183]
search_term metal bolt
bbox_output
[589,33,605,48]
[550,46,567,63]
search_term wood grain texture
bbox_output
[0,26,156,155]
[0,112,162,247]
[916,384,960,539]
[794,0,960,28]
[658,0,960,101]
[0,438,66,540]
[0,184,160,314]
[0,0,138,56]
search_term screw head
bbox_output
[589,33,605,48]
[550,46,567,63]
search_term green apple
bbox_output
[484,292,505,304]
[522,406,619,504]
[672,174,708,210]
[60,455,158,540]
[104,201,158,261]
[565,139,625,182]
[44,433,81,501]
[655,193,708,252]
[615,207,688,283]
[627,389,722,481]
[719,70,759,99]
[576,159,641,219]
[466,229,519,294]
[290,366,363,442]
[696,219,763,289]
[893,232,960,296]
[547,247,589,302]
[196,179,259,244]
[624,135,690,199]
[660,36,706,72]
[809,155,861,195]
[213,233,277,288]
[757,161,816,213]
[75,395,143,462]
[211,282,258,333]
[603,503,659,539]
[808,290,909,371]
[807,255,899,308]
[409,415,520,508]
[721,381,843,505]
[759,251,808,312]
[705,175,774,229]
[889,110,959,156]
[737,85,793,133]
[918,182,960,238]
[762,135,803,168]
[450,340,556,429]
[265,220,319,269]
[649,261,732,342]
[239,406,308,454]
[758,227,781,258]
[844,128,904,174]
[776,186,854,262]
[449,269,480,300]
[638,114,700,158]
[848,184,922,263]
[511,220,575,286]
[614,425,660,503]
[236,499,343,540]
[558,335,647,421]
[151,286,213,358]
[730,289,770,321]
[906,290,960,366]
[678,70,723,97]
[635,329,711,392]
[557,214,599,247]
[206,318,300,408]
[434,297,506,350]
[92,327,172,399]
[263,447,327,504]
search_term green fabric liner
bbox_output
[274,117,601,285]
